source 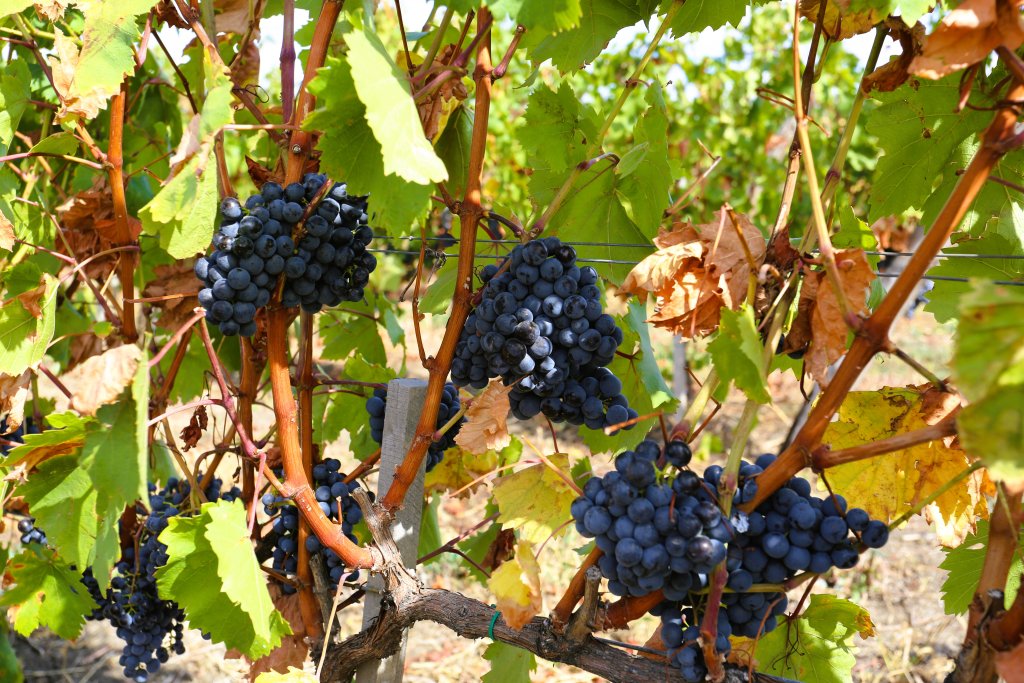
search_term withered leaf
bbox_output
[797,0,884,41]
[179,405,209,451]
[58,345,142,416]
[0,372,31,434]
[142,261,202,332]
[909,0,1024,79]
[454,379,511,454]
[621,208,766,339]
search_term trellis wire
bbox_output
[365,247,1024,286]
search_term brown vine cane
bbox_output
[743,81,1024,514]
[380,8,494,512]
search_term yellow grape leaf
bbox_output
[254,668,317,683]
[424,445,499,498]
[492,454,576,545]
[824,385,993,545]
[488,540,542,630]
[455,378,512,454]
[797,0,884,40]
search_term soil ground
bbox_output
[12,309,968,682]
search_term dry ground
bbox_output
[12,309,968,682]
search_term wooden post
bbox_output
[355,378,428,683]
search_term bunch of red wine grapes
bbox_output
[571,441,889,681]
[194,174,376,335]
[364,382,464,471]
[451,237,637,431]
[20,477,241,683]
[262,457,365,592]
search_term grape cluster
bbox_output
[364,383,463,472]
[21,476,240,682]
[450,237,636,431]
[263,457,363,593]
[194,175,377,334]
[571,443,890,681]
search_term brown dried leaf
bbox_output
[179,405,208,451]
[482,527,516,572]
[16,282,46,318]
[3,430,85,482]
[863,19,925,93]
[56,178,138,280]
[142,261,202,332]
[454,379,511,454]
[803,248,876,387]
[909,0,1024,79]
[58,344,142,415]
[417,45,470,142]
[246,157,284,187]
[238,582,310,681]
[797,0,883,40]
[231,39,261,88]
[154,0,190,28]
[68,333,107,372]
[215,0,253,35]
[622,208,766,339]
[34,0,69,21]
[0,372,31,434]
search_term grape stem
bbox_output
[744,81,1024,513]
[381,9,494,512]
[551,547,602,626]
[811,417,958,470]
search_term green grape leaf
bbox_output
[924,231,1024,322]
[0,274,57,375]
[939,520,1024,615]
[2,412,92,471]
[420,263,459,315]
[846,0,933,24]
[435,105,474,200]
[0,1,34,18]
[835,204,880,268]
[957,385,1024,485]
[518,81,600,205]
[492,0,582,33]
[139,156,220,258]
[0,547,96,640]
[157,500,291,659]
[754,594,874,683]
[306,57,432,236]
[482,641,537,683]
[554,162,650,285]
[0,619,23,683]
[530,0,649,72]
[707,305,771,404]
[320,307,387,365]
[0,59,30,156]
[615,84,673,235]
[953,282,1024,402]
[417,495,443,564]
[16,456,120,577]
[346,29,447,184]
[664,0,751,35]
[318,356,395,454]
[50,0,156,120]
[29,132,79,156]
[492,454,576,545]
[867,77,989,222]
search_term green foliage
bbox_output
[867,78,988,222]
[156,500,292,659]
[482,641,537,683]
[0,274,56,375]
[954,283,1024,483]
[0,547,96,640]
[306,56,432,236]
[139,156,220,258]
[939,520,1024,615]
[0,619,23,683]
[753,594,873,683]
[707,305,771,403]
[0,59,29,156]
[530,0,652,72]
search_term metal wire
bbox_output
[366,247,1024,285]
[375,234,1024,260]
